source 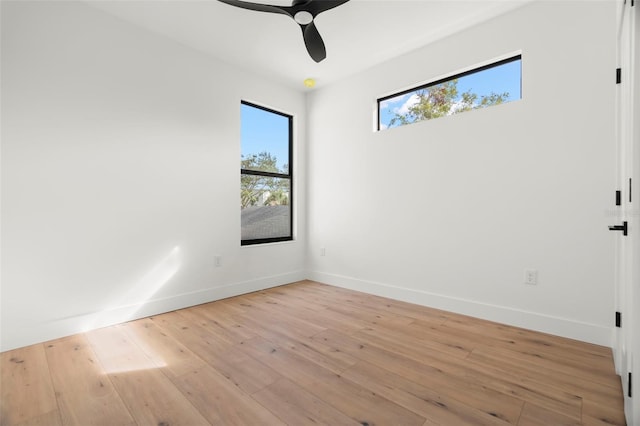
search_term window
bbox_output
[378,55,521,130]
[241,101,293,245]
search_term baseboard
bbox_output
[308,271,613,347]
[2,269,613,352]
[0,270,306,352]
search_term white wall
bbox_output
[0,1,307,351]
[307,1,616,346]
[0,0,619,352]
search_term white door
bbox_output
[613,1,638,424]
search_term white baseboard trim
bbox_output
[308,271,613,347]
[1,270,306,352]
[2,269,613,351]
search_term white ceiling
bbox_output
[89,0,531,90]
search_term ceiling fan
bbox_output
[217,0,350,63]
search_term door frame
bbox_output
[614,0,638,424]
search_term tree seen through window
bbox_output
[379,56,521,130]
[240,102,293,245]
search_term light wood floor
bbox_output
[1,280,626,425]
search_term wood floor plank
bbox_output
[151,310,281,394]
[581,398,626,426]
[248,291,371,333]
[252,378,362,426]
[311,328,524,424]
[170,366,286,425]
[461,359,583,420]
[176,307,245,346]
[1,280,625,425]
[471,344,620,389]
[229,309,357,374]
[431,321,613,373]
[282,283,425,327]
[444,315,612,358]
[350,327,553,418]
[86,325,211,426]
[188,303,259,343]
[240,336,426,426]
[324,302,416,328]
[356,321,472,359]
[517,402,581,426]
[254,288,333,313]
[467,346,621,408]
[229,299,328,340]
[121,317,207,379]
[0,345,60,426]
[44,335,135,426]
[290,281,450,325]
[582,414,627,426]
[350,331,583,421]
[379,330,585,420]
[248,327,357,375]
[150,310,233,354]
[342,360,515,426]
[7,410,62,426]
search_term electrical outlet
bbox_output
[524,269,538,285]
[320,247,326,257]
[214,255,222,267]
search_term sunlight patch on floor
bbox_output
[83,247,184,373]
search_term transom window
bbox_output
[378,55,522,130]
[240,101,293,245]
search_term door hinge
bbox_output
[616,190,621,206]
[629,372,633,398]
[616,68,622,84]
[616,311,622,327]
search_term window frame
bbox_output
[240,100,294,246]
[377,54,522,131]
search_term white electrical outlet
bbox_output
[320,247,326,257]
[214,256,222,267]
[524,269,538,285]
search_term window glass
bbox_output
[241,104,290,174]
[241,178,290,241]
[241,102,292,245]
[378,56,521,130]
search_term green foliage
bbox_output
[264,189,289,206]
[388,79,509,127]
[242,151,280,174]
[241,152,289,208]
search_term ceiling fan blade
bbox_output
[217,0,290,17]
[217,0,350,62]
[305,0,350,16]
[301,21,326,63]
